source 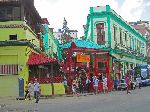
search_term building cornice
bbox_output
[0,22,38,38]
[0,40,41,53]
[86,10,147,42]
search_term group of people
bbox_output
[126,75,142,94]
[64,72,143,95]
[24,79,40,103]
[63,74,108,95]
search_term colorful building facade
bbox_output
[0,0,64,97]
[42,18,61,59]
[84,5,147,79]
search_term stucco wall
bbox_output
[110,18,147,56]
[40,83,65,96]
[0,75,18,97]
[0,21,25,41]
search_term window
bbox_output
[132,38,134,50]
[129,35,131,48]
[125,32,127,46]
[139,41,141,53]
[119,29,122,44]
[135,39,136,50]
[96,23,105,45]
[125,33,127,41]
[9,34,17,40]
[138,40,139,51]
[0,7,14,21]
[113,26,116,41]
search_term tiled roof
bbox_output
[27,52,57,65]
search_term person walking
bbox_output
[114,78,119,91]
[34,79,40,103]
[24,81,29,100]
[85,77,91,93]
[28,81,34,99]
[136,76,142,89]
[102,76,108,93]
[78,78,84,94]
[125,75,130,94]
[72,80,77,95]
[63,78,68,94]
[93,76,99,95]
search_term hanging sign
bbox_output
[76,54,90,62]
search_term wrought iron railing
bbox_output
[114,43,145,57]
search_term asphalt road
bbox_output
[0,87,150,112]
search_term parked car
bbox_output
[117,79,127,90]
[141,79,150,86]
[117,79,136,90]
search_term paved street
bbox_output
[0,87,150,112]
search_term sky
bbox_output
[34,0,150,37]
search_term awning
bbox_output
[27,52,57,65]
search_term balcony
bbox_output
[114,43,145,57]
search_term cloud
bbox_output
[34,0,149,37]
[120,0,145,21]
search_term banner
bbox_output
[76,54,90,62]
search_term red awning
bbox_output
[27,52,57,65]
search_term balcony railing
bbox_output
[114,43,145,57]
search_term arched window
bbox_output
[96,23,105,45]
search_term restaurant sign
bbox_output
[76,54,90,62]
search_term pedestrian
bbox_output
[114,78,119,91]
[130,77,134,90]
[85,77,91,93]
[24,81,29,100]
[72,80,77,95]
[28,81,34,100]
[102,76,108,93]
[93,76,99,94]
[34,79,40,103]
[136,76,142,89]
[125,75,130,94]
[78,78,84,94]
[63,78,68,94]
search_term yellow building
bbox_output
[0,0,42,97]
[0,0,64,97]
[0,21,41,97]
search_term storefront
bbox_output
[61,39,113,92]
[27,52,65,95]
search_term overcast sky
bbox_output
[34,0,150,37]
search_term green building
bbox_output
[84,5,147,79]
